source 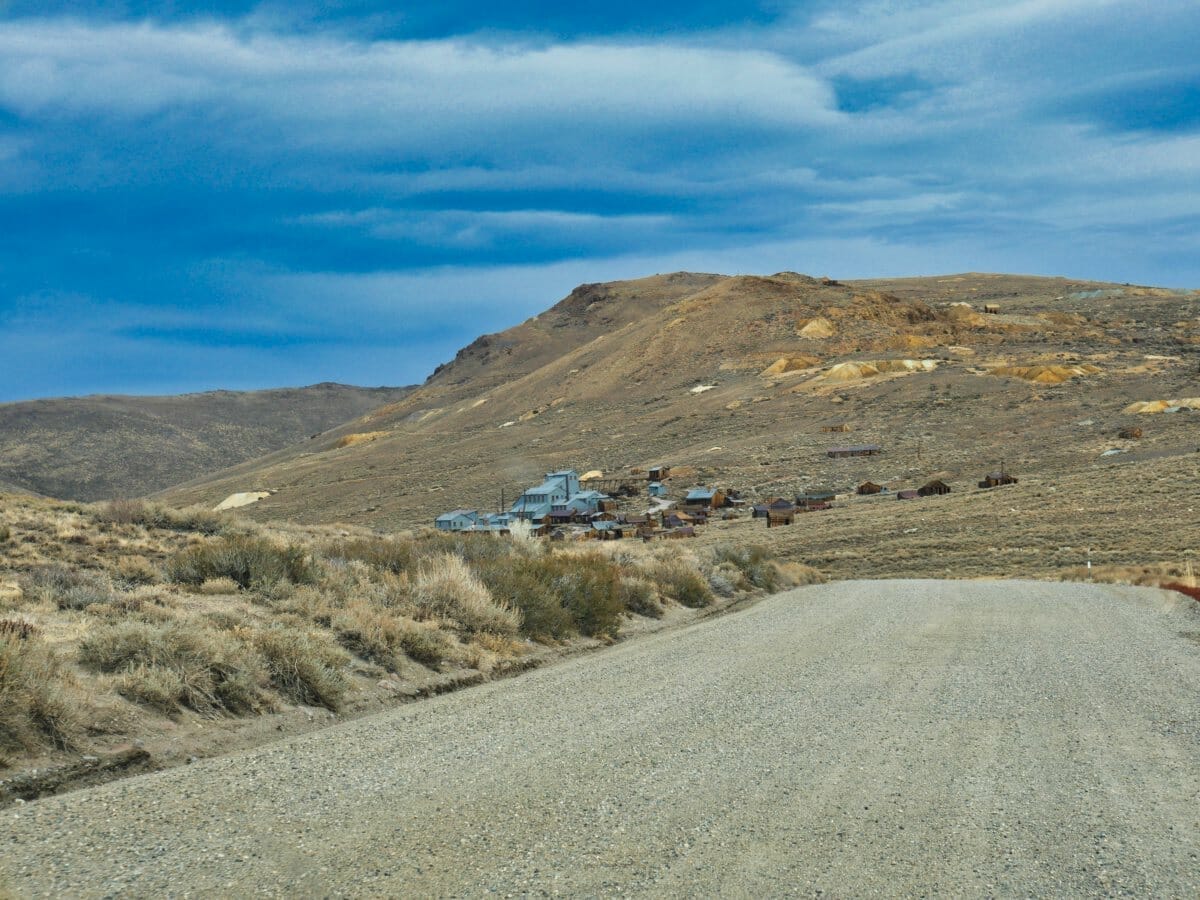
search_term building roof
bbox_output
[436,509,478,522]
[685,487,717,500]
[511,501,553,520]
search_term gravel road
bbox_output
[4,580,1199,897]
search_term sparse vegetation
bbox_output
[79,621,268,717]
[252,626,350,710]
[167,535,317,590]
[0,492,799,776]
[0,624,79,751]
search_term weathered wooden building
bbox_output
[857,481,883,495]
[978,472,1018,488]
[918,479,952,496]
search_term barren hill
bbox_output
[160,271,1200,576]
[0,383,413,501]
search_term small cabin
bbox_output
[683,486,726,509]
[918,479,952,497]
[647,465,671,482]
[857,481,883,495]
[796,491,836,510]
[648,481,667,498]
[983,304,1000,314]
[979,472,1018,489]
[821,423,851,433]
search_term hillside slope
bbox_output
[159,271,1200,575]
[0,383,412,501]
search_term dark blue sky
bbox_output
[1,1,1198,400]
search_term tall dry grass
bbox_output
[0,621,80,751]
[413,553,521,636]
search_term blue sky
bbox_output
[1,1,1198,400]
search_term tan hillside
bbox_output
[0,382,413,502]
[158,272,1199,576]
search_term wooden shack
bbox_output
[918,479,952,496]
[821,423,851,433]
[984,304,1000,314]
[857,481,883,495]
[978,472,1018,488]
[766,499,796,528]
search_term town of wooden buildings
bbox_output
[435,448,1021,537]
[435,466,744,542]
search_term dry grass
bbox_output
[0,492,789,771]
[79,621,269,717]
[413,553,521,636]
[0,624,81,751]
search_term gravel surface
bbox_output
[3,579,1199,897]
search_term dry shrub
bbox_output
[476,557,576,640]
[548,552,623,638]
[650,557,714,608]
[113,555,161,586]
[96,500,227,535]
[251,626,349,711]
[199,577,241,595]
[619,576,663,618]
[773,561,826,587]
[0,626,79,750]
[322,537,415,576]
[96,498,146,525]
[167,535,317,590]
[0,524,11,544]
[19,565,114,610]
[331,602,450,669]
[413,553,520,636]
[711,544,783,592]
[79,621,268,716]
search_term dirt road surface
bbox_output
[4,580,1199,897]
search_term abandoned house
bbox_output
[857,481,883,495]
[978,472,1018,489]
[683,486,727,509]
[796,490,836,510]
[918,479,952,496]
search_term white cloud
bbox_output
[0,19,840,138]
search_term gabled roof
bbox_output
[685,486,717,499]
[436,509,478,522]
[511,501,554,520]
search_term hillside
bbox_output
[0,383,413,501]
[159,272,1200,578]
